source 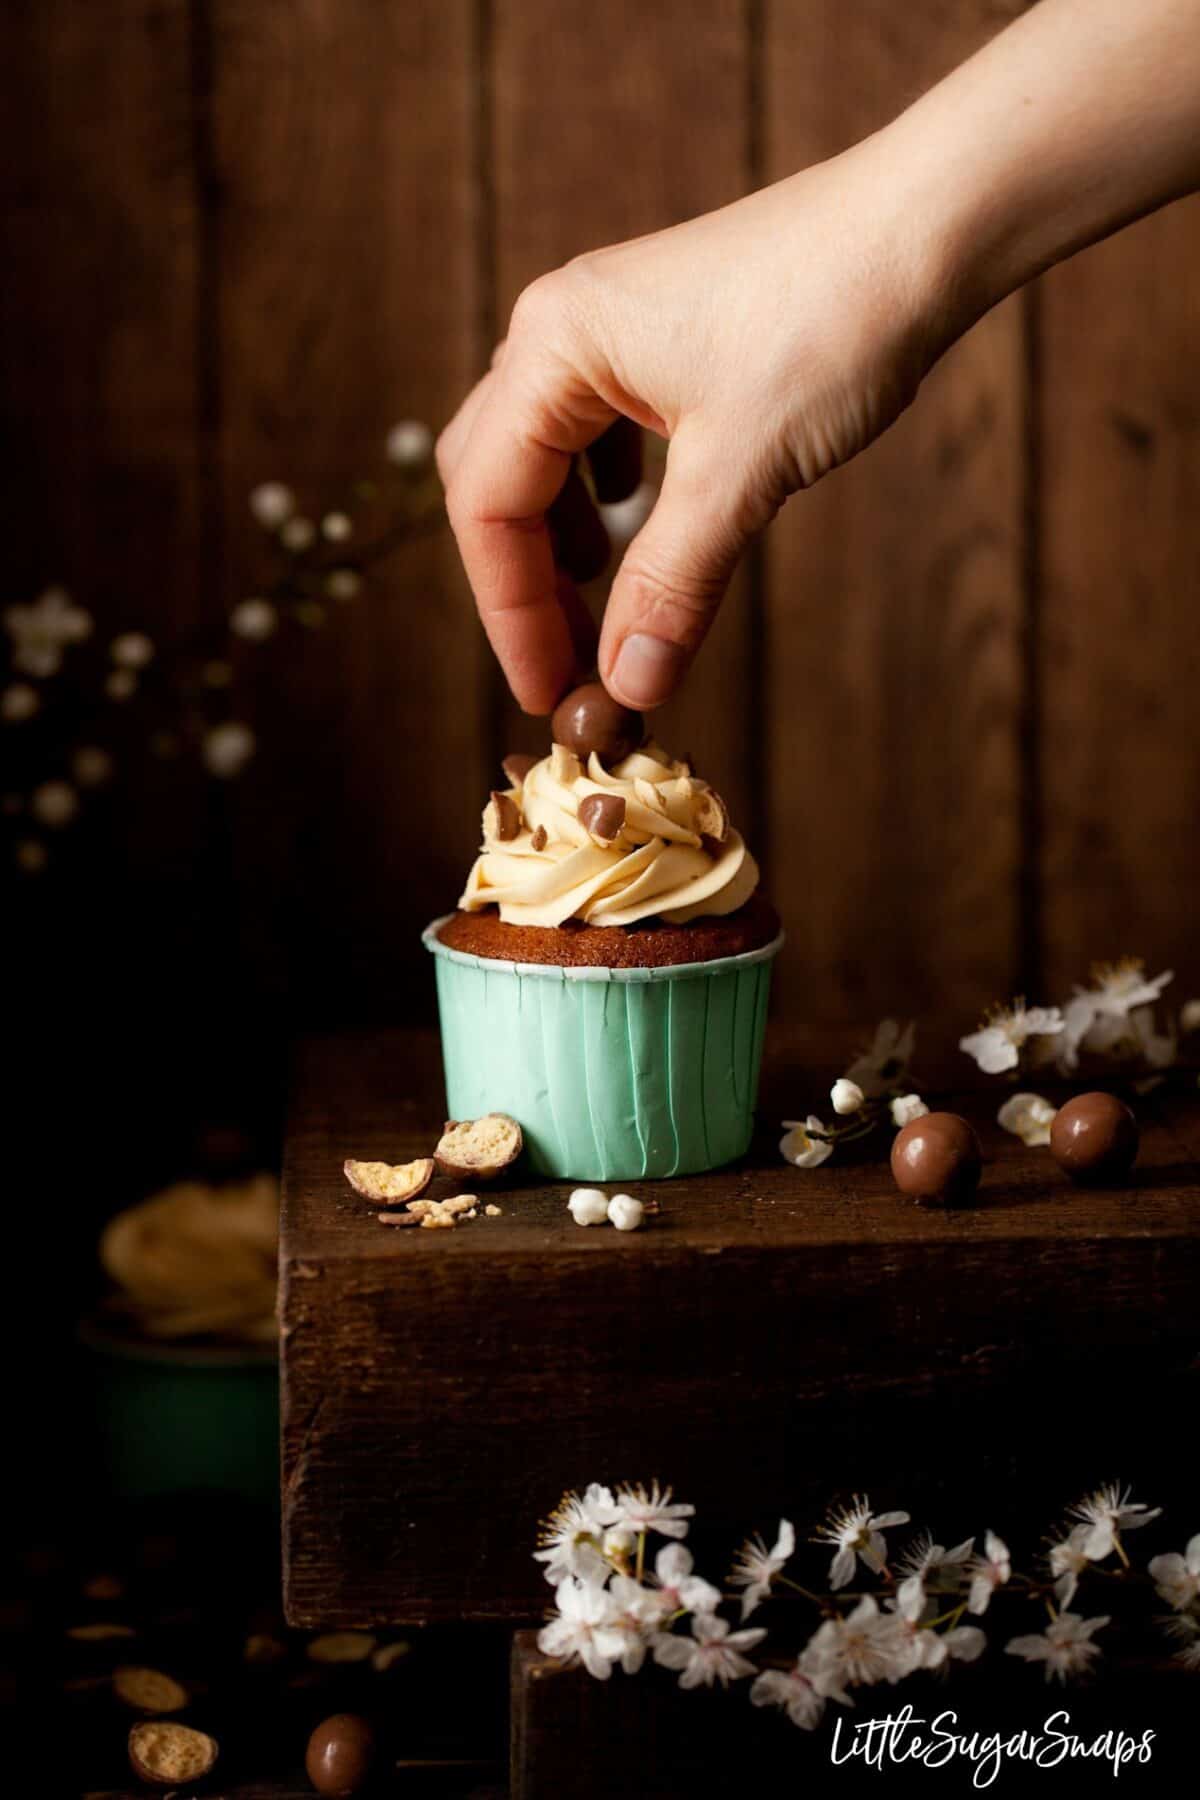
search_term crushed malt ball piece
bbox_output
[307,1631,378,1665]
[439,1194,477,1215]
[486,789,522,841]
[694,786,729,842]
[434,1113,523,1182]
[343,1157,434,1206]
[67,1622,136,1642]
[466,1208,478,1219]
[113,1666,189,1714]
[531,824,548,852]
[485,1204,502,1217]
[419,1213,456,1229]
[243,1632,286,1665]
[377,1210,420,1227]
[128,1721,218,1786]
[371,1640,412,1672]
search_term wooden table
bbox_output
[280,1027,1199,1631]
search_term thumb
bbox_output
[598,431,767,709]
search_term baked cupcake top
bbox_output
[458,739,759,928]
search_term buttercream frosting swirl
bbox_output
[459,741,759,928]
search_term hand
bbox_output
[437,146,944,713]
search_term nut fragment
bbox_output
[343,1157,434,1206]
[434,1114,523,1182]
[113,1666,189,1714]
[128,1721,218,1787]
[376,1210,420,1227]
[307,1631,378,1665]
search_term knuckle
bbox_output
[619,557,720,644]
[509,271,565,337]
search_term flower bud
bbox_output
[830,1078,865,1116]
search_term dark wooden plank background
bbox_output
[4,0,1199,1029]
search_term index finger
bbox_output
[444,357,616,714]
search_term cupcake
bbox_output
[423,685,782,1179]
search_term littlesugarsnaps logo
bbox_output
[829,1707,1154,1787]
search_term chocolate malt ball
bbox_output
[1050,1091,1139,1183]
[305,1714,377,1797]
[891,1112,982,1206]
[551,682,642,764]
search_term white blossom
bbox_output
[1067,1483,1161,1561]
[321,511,353,542]
[830,1078,864,1116]
[966,1531,1011,1615]
[386,419,434,468]
[567,1188,608,1227]
[1006,1611,1110,1683]
[607,1193,644,1232]
[72,746,113,788]
[1058,961,1174,1071]
[325,568,362,601]
[844,1019,915,1097]
[1181,999,1200,1036]
[31,780,78,828]
[230,598,278,641]
[805,1595,918,1689]
[729,1519,795,1620]
[2,684,39,723]
[895,1531,974,1583]
[780,1116,832,1169]
[203,721,256,779]
[280,516,316,552]
[106,669,137,701]
[960,1003,1064,1075]
[606,1481,694,1541]
[1162,1613,1200,1669]
[890,1093,929,1127]
[249,481,295,528]
[997,1091,1058,1147]
[1148,1535,1200,1611]
[534,1485,615,1586]
[652,1612,765,1689]
[538,1576,627,1680]
[815,1497,910,1590]
[110,631,154,670]
[750,1661,827,1729]
[5,586,92,676]
[646,1542,721,1619]
[1048,1523,1093,1607]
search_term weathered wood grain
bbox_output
[207,0,485,1008]
[489,0,758,837]
[510,1630,1196,1800]
[762,1,1027,1022]
[280,1028,1199,1626]
[1037,205,1200,1006]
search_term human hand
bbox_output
[437,145,946,713]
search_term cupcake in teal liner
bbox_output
[424,685,782,1180]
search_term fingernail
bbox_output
[610,634,686,707]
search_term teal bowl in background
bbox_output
[424,916,784,1180]
[79,1319,279,1511]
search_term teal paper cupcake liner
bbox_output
[422,917,783,1180]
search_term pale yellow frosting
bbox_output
[458,742,759,928]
